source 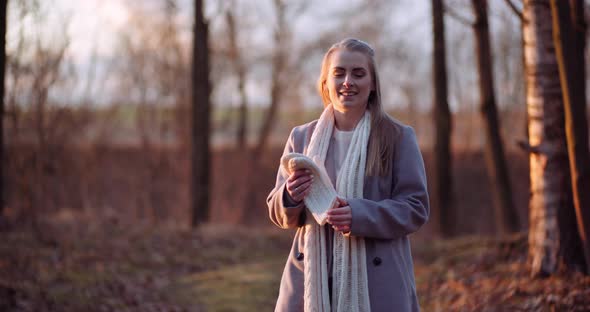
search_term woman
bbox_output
[267,38,429,312]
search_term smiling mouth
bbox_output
[339,91,357,96]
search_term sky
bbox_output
[51,0,429,64]
[21,0,430,107]
[6,0,140,104]
[9,0,525,111]
[53,0,131,62]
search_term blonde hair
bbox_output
[317,38,401,176]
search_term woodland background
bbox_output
[1,0,590,311]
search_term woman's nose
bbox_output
[343,75,354,88]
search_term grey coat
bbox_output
[267,119,429,312]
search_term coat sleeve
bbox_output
[267,128,306,229]
[347,126,429,240]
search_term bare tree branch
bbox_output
[444,4,475,27]
[503,0,524,22]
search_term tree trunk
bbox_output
[254,0,286,159]
[226,9,248,149]
[192,0,211,227]
[402,83,419,137]
[523,0,573,277]
[471,0,519,234]
[551,0,590,274]
[432,0,454,237]
[0,0,7,221]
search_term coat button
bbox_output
[373,257,382,266]
[296,252,304,261]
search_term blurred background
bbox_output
[2,0,590,311]
[5,0,532,231]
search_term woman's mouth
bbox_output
[339,91,357,97]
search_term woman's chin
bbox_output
[334,101,366,112]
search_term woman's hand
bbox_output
[286,169,314,203]
[327,197,351,233]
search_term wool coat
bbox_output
[267,119,429,312]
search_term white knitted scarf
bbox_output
[282,104,371,312]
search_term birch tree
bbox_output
[523,0,580,276]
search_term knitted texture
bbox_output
[281,104,371,312]
[280,153,337,226]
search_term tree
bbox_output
[471,0,519,234]
[551,0,590,274]
[253,0,289,159]
[432,0,455,237]
[225,7,249,149]
[117,1,188,221]
[503,0,529,145]
[192,0,210,226]
[523,0,584,276]
[0,0,7,221]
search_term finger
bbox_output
[292,175,314,190]
[330,198,347,209]
[331,200,341,209]
[287,175,313,191]
[287,169,312,182]
[291,180,313,200]
[299,179,314,190]
[294,168,311,178]
[287,176,314,194]
[293,187,312,202]
[328,206,351,215]
[328,219,351,227]
[286,172,311,190]
[297,187,311,200]
[336,197,348,206]
[328,214,351,222]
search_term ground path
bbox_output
[1,219,588,311]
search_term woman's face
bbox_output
[324,49,373,114]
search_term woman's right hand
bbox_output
[285,169,314,203]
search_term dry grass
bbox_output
[1,217,589,311]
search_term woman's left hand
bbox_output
[327,197,351,233]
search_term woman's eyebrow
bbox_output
[332,66,367,71]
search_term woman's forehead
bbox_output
[329,50,370,68]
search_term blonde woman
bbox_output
[267,38,429,312]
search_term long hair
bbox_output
[317,38,401,176]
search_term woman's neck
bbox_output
[333,107,366,131]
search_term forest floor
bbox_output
[1,216,589,312]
